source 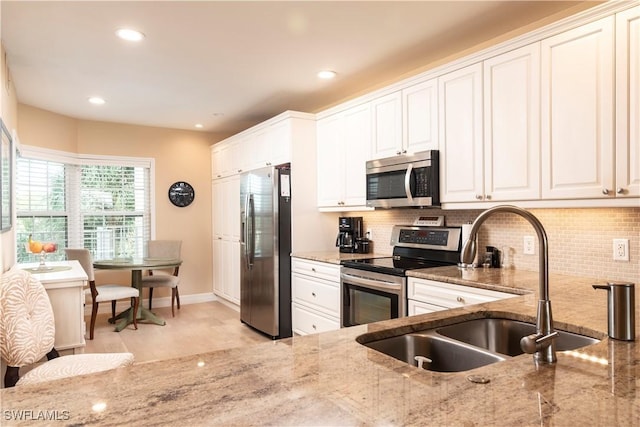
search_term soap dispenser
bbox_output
[592,282,636,341]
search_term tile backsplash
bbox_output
[349,207,639,283]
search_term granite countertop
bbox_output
[2,267,638,426]
[290,250,389,265]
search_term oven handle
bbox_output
[341,272,403,292]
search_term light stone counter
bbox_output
[290,250,389,265]
[2,267,639,426]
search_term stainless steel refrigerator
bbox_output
[240,164,292,339]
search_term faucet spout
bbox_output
[460,205,556,364]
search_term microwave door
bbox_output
[404,164,414,204]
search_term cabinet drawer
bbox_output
[292,303,340,335]
[408,278,516,309]
[408,299,449,316]
[292,273,340,317]
[291,258,340,282]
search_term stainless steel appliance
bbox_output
[240,164,292,339]
[366,150,440,208]
[336,216,363,253]
[341,225,461,327]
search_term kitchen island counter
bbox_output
[2,268,638,426]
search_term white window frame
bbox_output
[17,145,156,259]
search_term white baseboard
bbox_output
[84,292,219,316]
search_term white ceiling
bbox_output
[1,1,597,138]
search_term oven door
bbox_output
[340,268,406,327]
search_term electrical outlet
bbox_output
[523,236,535,255]
[613,238,630,261]
[366,228,373,241]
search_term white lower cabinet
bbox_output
[291,258,341,335]
[407,277,516,316]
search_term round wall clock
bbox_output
[168,181,195,207]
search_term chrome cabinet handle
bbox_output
[311,292,316,297]
[396,151,402,155]
[312,324,317,330]
[485,194,492,200]
[475,194,483,200]
[456,296,465,303]
[311,267,316,272]
[602,188,610,195]
[617,188,624,194]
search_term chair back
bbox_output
[147,240,182,259]
[0,268,55,367]
[65,248,96,281]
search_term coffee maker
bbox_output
[336,216,367,253]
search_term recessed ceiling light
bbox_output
[317,70,337,79]
[88,97,106,105]
[115,28,145,42]
[195,124,204,129]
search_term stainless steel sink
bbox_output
[363,331,506,372]
[435,318,600,357]
[359,317,600,372]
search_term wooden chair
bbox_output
[141,240,182,316]
[0,267,134,387]
[65,248,139,340]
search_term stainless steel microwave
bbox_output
[366,150,440,208]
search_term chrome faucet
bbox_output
[460,205,557,364]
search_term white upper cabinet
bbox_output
[483,43,541,201]
[317,103,371,210]
[316,113,344,208]
[402,78,439,154]
[541,16,615,199]
[438,63,484,203]
[370,81,438,160]
[616,6,640,198]
[211,114,296,181]
[266,119,292,167]
[370,92,403,159]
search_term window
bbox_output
[16,147,154,263]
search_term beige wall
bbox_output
[1,41,19,273]
[17,104,215,300]
[353,207,640,284]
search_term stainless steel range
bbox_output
[340,225,461,327]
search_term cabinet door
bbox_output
[225,176,241,241]
[439,63,484,202]
[484,43,541,201]
[211,145,221,179]
[343,104,371,206]
[212,180,224,238]
[45,283,85,351]
[616,6,640,198]
[316,113,345,207]
[212,238,224,295]
[371,92,402,159]
[541,17,615,199]
[244,129,267,171]
[229,240,241,304]
[267,120,291,166]
[403,78,439,154]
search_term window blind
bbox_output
[16,147,152,263]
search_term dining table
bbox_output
[93,257,183,332]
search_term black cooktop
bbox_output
[342,256,454,277]
[341,225,462,277]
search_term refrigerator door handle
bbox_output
[247,193,255,268]
[242,193,250,268]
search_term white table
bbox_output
[18,260,88,354]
